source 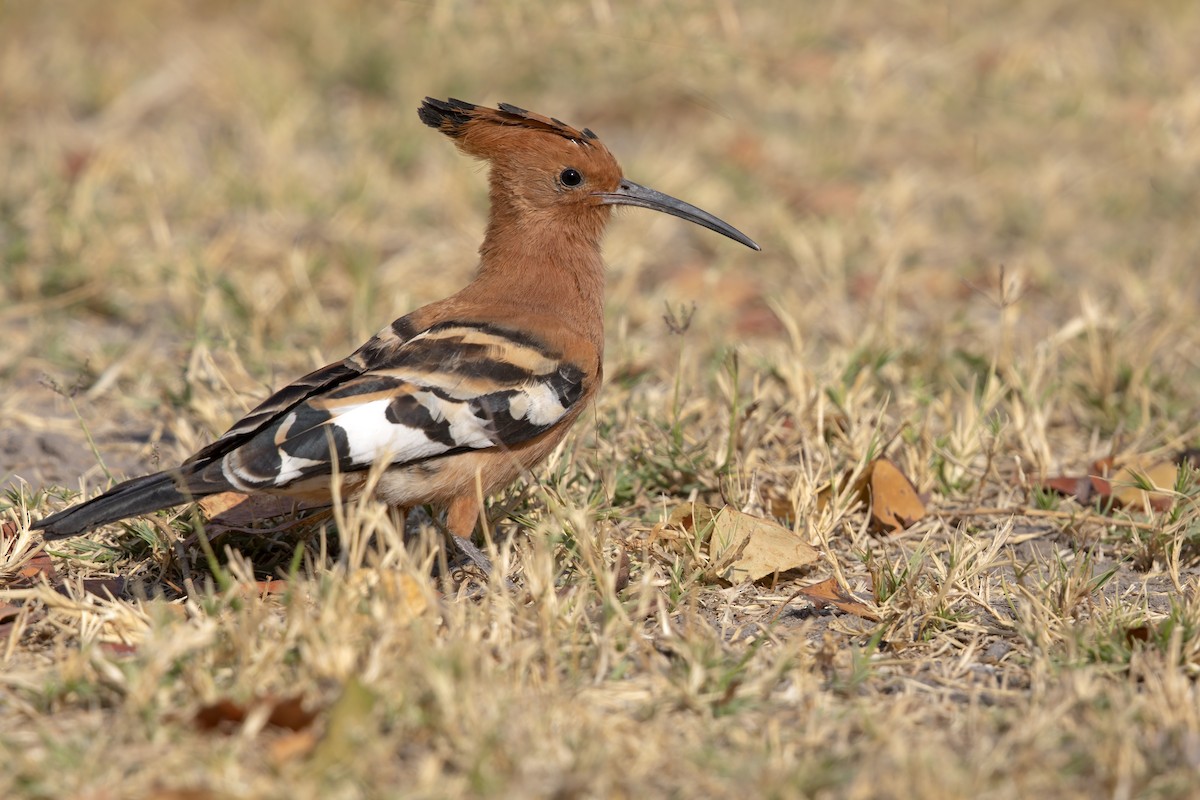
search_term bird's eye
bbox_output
[559,168,583,187]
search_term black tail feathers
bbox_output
[32,471,191,540]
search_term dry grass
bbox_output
[4,1,1200,797]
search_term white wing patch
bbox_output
[275,451,327,485]
[320,382,570,471]
[328,398,472,466]
[435,394,499,450]
[514,382,570,426]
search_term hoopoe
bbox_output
[32,98,758,547]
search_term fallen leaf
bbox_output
[649,503,720,544]
[865,459,926,534]
[1,520,17,540]
[708,506,820,583]
[1125,624,1153,645]
[813,476,849,515]
[1038,472,1114,505]
[194,699,247,733]
[264,695,319,732]
[613,545,631,593]
[240,579,289,598]
[1109,461,1177,512]
[17,552,58,583]
[769,495,795,521]
[1040,455,1182,512]
[0,602,20,624]
[195,694,316,735]
[651,503,819,584]
[1039,475,1097,504]
[794,577,881,621]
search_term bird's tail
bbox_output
[32,471,192,541]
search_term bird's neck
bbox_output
[468,208,607,345]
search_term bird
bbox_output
[31,97,759,552]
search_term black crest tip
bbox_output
[419,97,601,145]
[418,97,476,136]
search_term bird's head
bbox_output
[418,97,759,251]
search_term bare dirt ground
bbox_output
[4,2,1200,797]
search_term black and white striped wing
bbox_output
[186,315,421,466]
[191,322,587,492]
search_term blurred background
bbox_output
[3,0,1200,490]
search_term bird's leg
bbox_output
[445,494,493,575]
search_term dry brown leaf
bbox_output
[813,461,865,516]
[613,546,631,593]
[769,495,795,521]
[813,482,838,514]
[195,694,317,735]
[1042,455,1185,513]
[17,552,58,584]
[264,695,319,732]
[795,577,881,621]
[649,503,720,544]
[708,506,819,583]
[0,602,20,624]
[866,459,926,534]
[1125,624,1153,645]
[194,699,248,733]
[1110,461,1177,512]
[651,503,819,584]
[239,579,290,598]
[1038,474,1113,505]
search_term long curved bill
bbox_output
[596,179,761,251]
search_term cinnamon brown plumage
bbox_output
[33,97,759,542]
